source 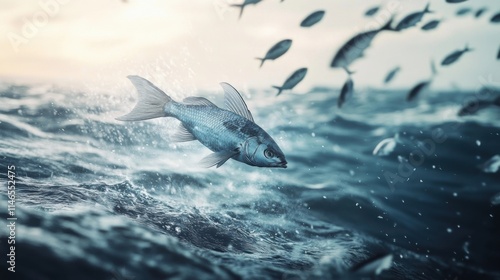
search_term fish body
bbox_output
[475,8,487,18]
[256,39,292,68]
[456,7,472,16]
[300,10,325,27]
[445,0,468,3]
[407,80,431,101]
[231,0,262,19]
[384,66,401,84]
[394,3,432,31]
[491,13,500,23]
[330,17,394,72]
[273,68,308,96]
[441,45,472,66]
[421,19,441,31]
[117,76,287,168]
[365,6,380,17]
[337,77,354,108]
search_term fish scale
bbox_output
[168,103,252,153]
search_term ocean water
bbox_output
[0,83,499,280]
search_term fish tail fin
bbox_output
[116,75,172,121]
[230,4,244,19]
[344,67,355,76]
[255,57,265,68]
[380,15,395,31]
[424,3,433,14]
[464,44,473,52]
[272,86,283,96]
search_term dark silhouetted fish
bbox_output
[421,19,441,31]
[441,44,472,66]
[231,0,262,19]
[300,10,325,27]
[330,17,395,73]
[475,7,487,18]
[349,253,393,276]
[273,68,308,96]
[256,39,292,68]
[456,7,472,16]
[491,12,500,23]
[497,46,500,60]
[394,3,432,31]
[407,80,431,101]
[117,76,287,168]
[337,76,354,108]
[384,66,401,84]
[445,0,468,3]
[365,6,380,17]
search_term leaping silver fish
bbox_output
[117,76,287,169]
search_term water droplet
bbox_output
[175,227,181,233]
[447,228,452,233]
[311,132,316,137]
[323,196,326,199]
[476,140,481,146]
[453,192,457,197]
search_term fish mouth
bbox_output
[278,160,287,168]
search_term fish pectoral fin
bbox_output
[220,82,255,122]
[199,149,239,168]
[182,97,218,107]
[171,124,196,142]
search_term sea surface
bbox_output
[0,83,499,280]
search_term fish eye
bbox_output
[264,149,274,159]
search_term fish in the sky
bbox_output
[441,44,472,66]
[445,0,468,3]
[456,7,472,16]
[365,6,380,17]
[384,66,401,84]
[406,59,436,102]
[330,17,395,73]
[475,7,487,18]
[273,68,308,96]
[117,76,287,168]
[350,253,393,276]
[394,3,432,31]
[256,39,292,68]
[230,0,262,19]
[421,19,442,31]
[337,76,354,108]
[407,80,431,101]
[300,10,325,27]
[491,12,500,23]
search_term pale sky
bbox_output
[0,0,499,93]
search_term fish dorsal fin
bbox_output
[220,82,254,122]
[199,149,240,168]
[183,97,217,107]
[171,124,196,142]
